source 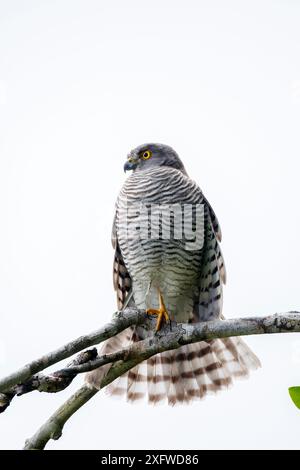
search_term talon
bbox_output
[146,289,170,331]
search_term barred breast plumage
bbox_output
[86,143,260,404]
[117,166,203,323]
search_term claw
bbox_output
[146,289,170,331]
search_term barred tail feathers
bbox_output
[85,331,260,404]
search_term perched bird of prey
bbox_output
[86,143,260,404]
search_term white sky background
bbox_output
[0,0,300,450]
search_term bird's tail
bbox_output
[85,328,260,405]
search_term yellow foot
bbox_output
[146,290,170,332]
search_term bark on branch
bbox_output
[18,310,300,450]
[0,308,146,394]
[0,348,98,412]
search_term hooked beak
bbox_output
[124,159,138,172]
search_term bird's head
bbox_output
[124,143,187,174]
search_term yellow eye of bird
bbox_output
[142,150,152,160]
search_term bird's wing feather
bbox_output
[112,211,132,309]
[202,194,222,242]
[194,200,226,322]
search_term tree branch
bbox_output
[0,348,99,413]
[23,386,98,450]
[22,310,300,450]
[15,348,98,395]
[0,308,146,394]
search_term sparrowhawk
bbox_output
[86,143,260,404]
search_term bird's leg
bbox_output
[146,289,170,332]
